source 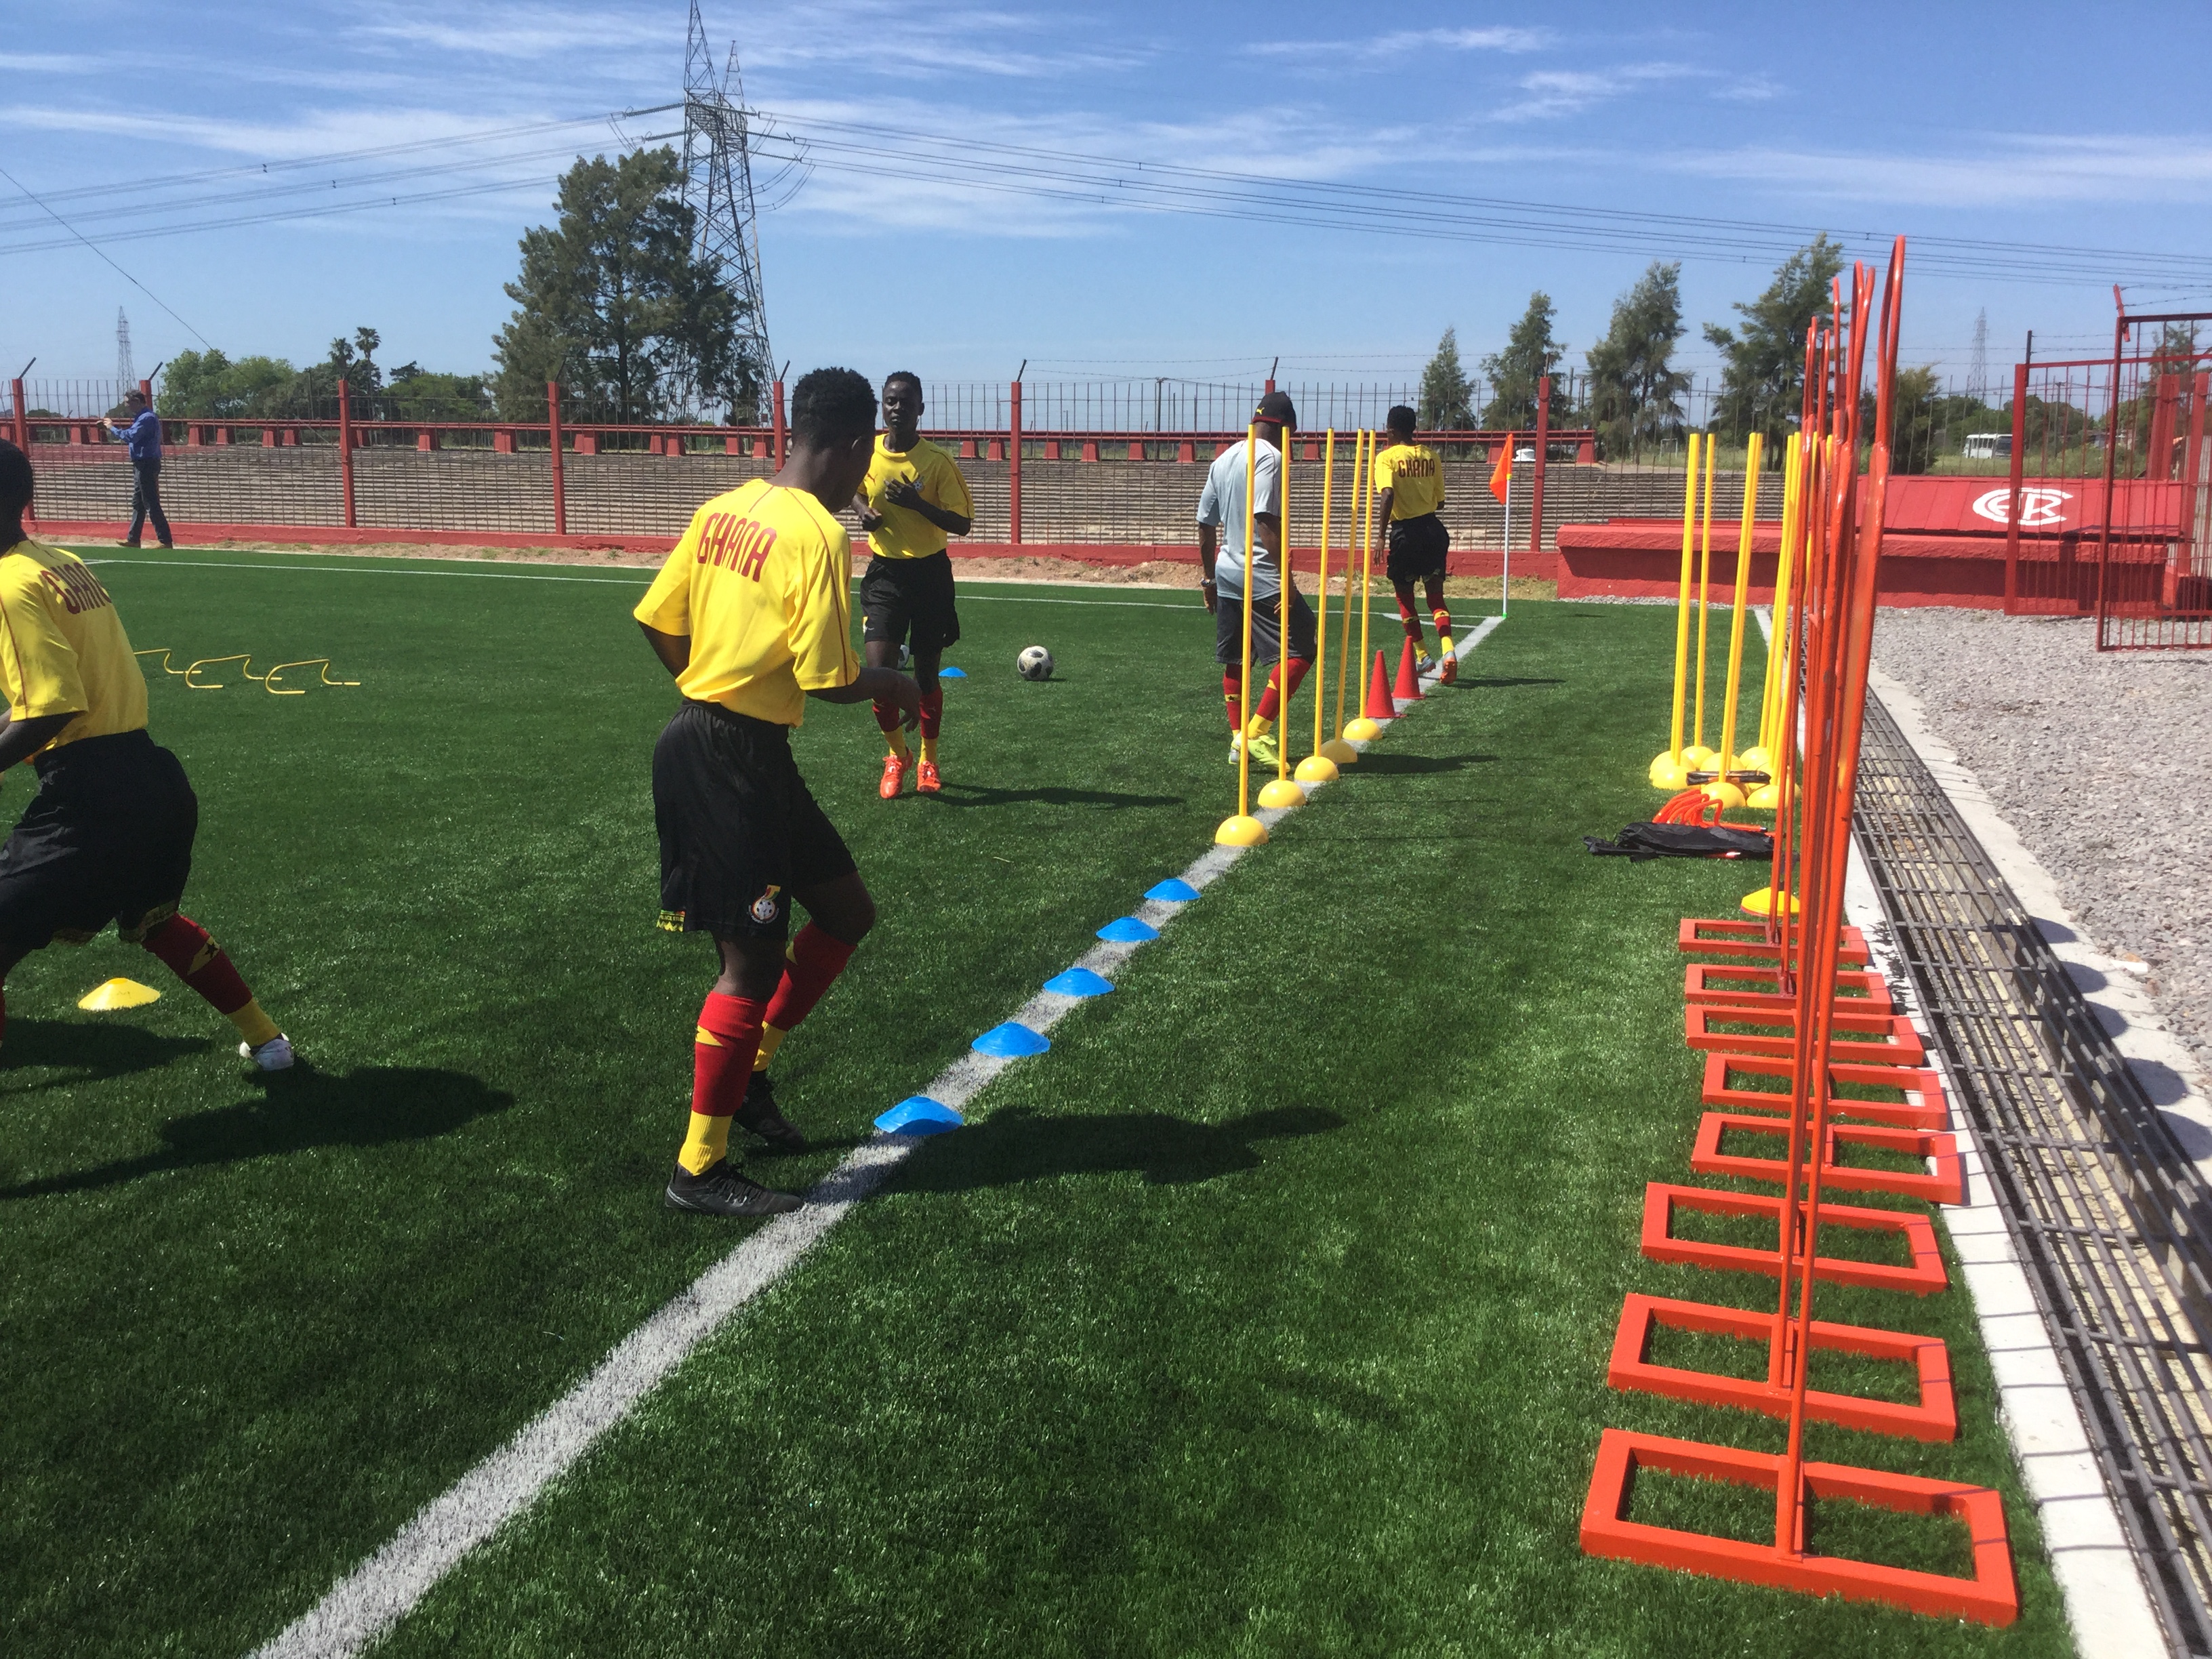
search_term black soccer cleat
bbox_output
[664,1160,804,1217]
[734,1069,809,1153]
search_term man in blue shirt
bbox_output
[104,391,172,549]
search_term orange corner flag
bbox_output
[1490,436,1515,504]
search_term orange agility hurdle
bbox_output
[1683,1004,1925,1066]
[1699,1052,1949,1132]
[1606,1293,1957,1441]
[1639,1181,1948,1294]
[1676,916,1869,966]
[1688,1112,1965,1206]
[1684,960,1893,1015]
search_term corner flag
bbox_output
[1490,438,1514,504]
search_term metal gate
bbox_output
[2003,310,2212,648]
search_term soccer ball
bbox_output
[1017,644,1054,681]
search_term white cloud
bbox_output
[1667,133,2212,206]
[1249,25,1549,61]
[0,52,108,73]
[1488,62,1700,121]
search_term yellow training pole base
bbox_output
[1745,783,1793,811]
[1702,779,1747,811]
[1681,743,1717,769]
[1738,745,1773,774]
[78,977,161,1010]
[1319,738,1358,764]
[1293,755,1339,784]
[1257,778,1307,809]
[1343,718,1384,742]
[1650,752,1690,790]
[1740,887,1801,918]
[1216,814,1269,847]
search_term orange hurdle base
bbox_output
[1607,1294,1957,1441]
[1686,1003,1926,1067]
[1685,962,1894,1015]
[1677,917,1870,965]
[1700,1052,1948,1131]
[1580,1429,2018,1625]
[1641,1183,1948,1295]
[1691,1113,1965,1206]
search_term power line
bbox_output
[0,163,213,346]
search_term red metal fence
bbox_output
[2000,314,2212,649]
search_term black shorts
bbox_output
[653,701,857,941]
[861,552,960,656]
[0,729,197,951]
[1385,512,1451,585]
[1214,584,1319,669]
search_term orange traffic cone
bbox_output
[1362,649,1396,721]
[1393,636,1425,703]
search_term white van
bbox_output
[1963,433,2012,459]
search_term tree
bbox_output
[157,348,298,418]
[1418,327,1474,429]
[1480,292,1563,431]
[326,326,384,412]
[1702,235,1844,445]
[1584,262,1691,461]
[387,364,493,422]
[493,147,748,423]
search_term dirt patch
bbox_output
[194,539,667,569]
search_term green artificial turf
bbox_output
[0,552,2073,1657]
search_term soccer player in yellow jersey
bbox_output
[1373,404,1457,684]
[855,371,972,798]
[0,441,293,1069]
[636,369,920,1218]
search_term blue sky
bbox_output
[6,1,2212,401]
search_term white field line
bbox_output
[245,621,1502,1658]
[1749,609,2163,1656]
[87,556,1514,626]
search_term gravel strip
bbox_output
[1872,608,2212,1077]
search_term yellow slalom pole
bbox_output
[1259,432,1305,808]
[1216,424,1267,846]
[1707,432,1763,808]
[1744,436,1801,774]
[1687,434,1718,766]
[1301,432,1346,779]
[1649,432,1700,787]
[1344,430,1383,741]
[1331,429,1359,746]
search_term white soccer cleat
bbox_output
[241,1033,295,1071]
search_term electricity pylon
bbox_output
[683,2,777,422]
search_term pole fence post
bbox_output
[2003,362,2029,613]
[1010,380,1024,546]
[771,379,787,470]
[548,381,567,537]
[337,380,357,529]
[1531,374,1551,560]
[9,378,27,455]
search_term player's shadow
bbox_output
[927,782,1185,810]
[1453,676,1563,689]
[0,1019,212,1092]
[1353,752,1496,775]
[890,1103,1344,1191]
[0,1063,513,1202]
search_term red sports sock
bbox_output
[142,914,253,1015]
[872,698,904,737]
[1223,668,1243,729]
[1255,657,1311,722]
[918,688,943,741]
[693,991,766,1117]
[764,922,857,1037]
[1395,586,1422,638]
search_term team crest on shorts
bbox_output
[750,884,783,924]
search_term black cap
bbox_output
[1253,389,1297,430]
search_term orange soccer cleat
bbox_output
[916,758,942,793]
[879,754,907,799]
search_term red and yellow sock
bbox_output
[1255,657,1311,724]
[750,924,857,1073]
[873,697,910,760]
[679,991,766,1174]
[918,688,943,765]
[142,914,279,1047]
[1395,586,1422,642]
[1222,668,1243,731]
[1433,608,1454,652]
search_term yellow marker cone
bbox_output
[79,977,161,1010]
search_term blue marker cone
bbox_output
[939,665,967,679]
[972,1021,1050,1058]
[1145,878,1200,903]
[1096,916,1160,943]
[1044,967,1113,998]
[875,1096,964,1135]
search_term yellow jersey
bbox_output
[861,435,975,559]
[634,480,859,727]
[1374,443,1446,520]
[0,537,148,754]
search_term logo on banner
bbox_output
[1972,487,2070,527]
